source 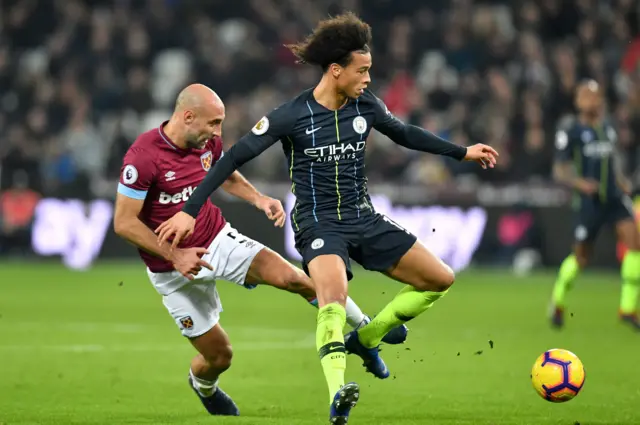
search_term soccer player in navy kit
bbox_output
[550,80,640,330]
[156,14,498,424]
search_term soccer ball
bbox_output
[531,348,585,402]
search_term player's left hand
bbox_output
[155,211,196,250]
[464,143,499,169]
[255,195,286,227]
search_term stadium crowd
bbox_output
[0,0,639,202]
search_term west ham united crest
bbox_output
[179,316,194,330]
[200,151,213,171]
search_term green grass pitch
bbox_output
[1,261,639,424]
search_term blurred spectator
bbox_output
[0,0,638,198]
[0,171,40,255]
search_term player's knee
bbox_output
[625,235,640,251]
[204,344,233,372]
[308,256,349,306]
[415,264,455,292]
[575,254,589,269]
[329,290,348,305]
[434,264,455,292]
[316,284,348,306]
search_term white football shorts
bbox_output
[147,222,264,338]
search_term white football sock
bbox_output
[190,368,218,397]
[344,296,368,330]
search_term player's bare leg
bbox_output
[349,241,453,356]
[615,218,640,330]
[244,246,317,299]
[382,241,455,292]
[549,242,592,328]
[245,247,407,343]
[307,255,348,403]
[188,324,239,415]
[306,255,360,424]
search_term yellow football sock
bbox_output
[316,303,347,404]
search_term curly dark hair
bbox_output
[286,12,372,71]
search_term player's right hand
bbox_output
[170,247,213,280]
[463,143,499,169]
[575,179,599,195]
[155,211,196,250]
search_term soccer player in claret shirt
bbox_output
[551,79,640,330]
[155,14,498,423]
[113,84,406,417]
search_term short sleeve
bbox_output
[554,128,574,162]
[117,147,157,200]
[606,125,618,144]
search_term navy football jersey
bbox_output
[554,117,620,203]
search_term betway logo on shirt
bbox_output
[159,186,196,204]
[304,141,366,163]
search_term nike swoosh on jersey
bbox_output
[305,127,322,135]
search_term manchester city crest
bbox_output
[353,116,367,134]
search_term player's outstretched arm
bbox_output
[182,109,294,220]
[156,107,296,248]
[155,141,276,249]
[155,132,276,251]
[221,171,286,227]
[368,92,498,168]
[154,142,267,250]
